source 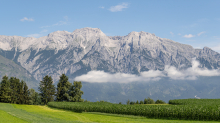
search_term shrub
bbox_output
[130,101,135,105]
[155,100,166,104]
[144,97,155,104]
[139,100,144,104]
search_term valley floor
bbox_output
[0,103,219,123]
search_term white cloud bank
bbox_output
[75,59,220,83]
[109,3,129,12]
[20,17,34,22]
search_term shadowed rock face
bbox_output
[0,27,220,82]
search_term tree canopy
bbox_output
[39,75,56,105]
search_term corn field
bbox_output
[48,99,220,121]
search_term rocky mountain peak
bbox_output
[72,27,106,37]
[0,28,220,82]
[47,30,71,37]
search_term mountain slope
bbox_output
[0,54,39,89]
[0,27,220,83]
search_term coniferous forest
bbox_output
[0,74,83,105]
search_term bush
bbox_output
[144,97,155,104]
[140,100,144,104]
[155,100,166,104]
[130,101,135,105]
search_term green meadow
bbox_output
[0,102,219,123]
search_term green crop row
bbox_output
[169,99,220,105]
[48,99,220,121]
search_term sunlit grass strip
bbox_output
[48,100,220,121]
[0,110,29,123]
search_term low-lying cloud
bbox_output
[75,59,220,83]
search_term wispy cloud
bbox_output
[75,59,220,83]
[20,17,34,22]
[100,6,104,9]
[26,29,48,38]
[109,3,129,12]
[170,32,174,36]
[211,44,220,53]
[178,33,181,35]
[40,29,48,33]
[41,16,68,28]
[183,34,195,38]
[197,31,205,36]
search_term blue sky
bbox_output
[1,0,220,52]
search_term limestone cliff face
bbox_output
[0,27,220,82]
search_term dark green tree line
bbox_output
[1,74,84,105]
[0,76,30,104]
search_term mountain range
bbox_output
[0,27,220,103]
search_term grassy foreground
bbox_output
[0,102,219,123]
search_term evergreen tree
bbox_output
[34,91,41,105]
[29,88,35,105]
[136,100,139,104]
[29,88,41,105]
[56,74,72,101]
[0,75,11,103]
[69,81,84,102]
[9,77,20,103]
[23,82,29,104]
[144,98,147,104]
[17,80,25,104]
[39,75,56,105]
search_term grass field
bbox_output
[0,102,220,123]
